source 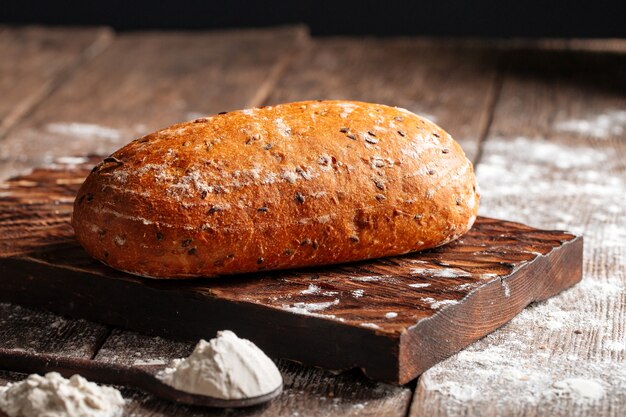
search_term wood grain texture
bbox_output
[411,50,626,416]
[1,32,621,416]
[0,303,108,357]
[0,26,113,139]
[0,160,582,383]
[265,38,502,162]
[0,157,99,257]
[0,26,308,181]
[93,331,412,416]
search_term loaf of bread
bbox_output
[72,100,479,279]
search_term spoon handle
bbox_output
[0,348,147,387]
[0,348,282,408]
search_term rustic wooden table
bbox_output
[0,25,624,416]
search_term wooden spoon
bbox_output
[0,348,282,408]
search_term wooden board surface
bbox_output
[0,159,582,384]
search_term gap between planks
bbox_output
[470,58,505,167]
[247,26,311,108]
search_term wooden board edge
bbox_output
[397,234,583,384]
[0,220,583,385]
[0,257,402,382]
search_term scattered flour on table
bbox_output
[159,331,282,400]
[54,156,90,165]
[416,133,626,413]
[132,358,168,366]
[46,123,122,140]
[554,110,626,138]
[0,372,124,417]
[420,338,617,408]
[605,340,625,352]
[552,378,605,401]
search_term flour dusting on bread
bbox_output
[72,100,479,278]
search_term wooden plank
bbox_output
[0,26,113,139]
[0,303,108,357]
[0,159,582,384]
[265,38,502,162]
[95,330,193,367]
[0,26,308,181]
[94,330,412,417]
[410,51,626,415]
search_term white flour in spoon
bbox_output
[0,372,125,417]
[159,330,282,399]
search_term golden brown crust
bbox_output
[71,100,479,278]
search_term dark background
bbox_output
[2,0,625,38]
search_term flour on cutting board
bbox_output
[421,297,459,310]
[300,284,320,295]
[410,267,471,278]
[409,282,431,289]
[350,275,391,282]
[281,299,340,319]
[351,289,365,298]
[419,134,626,412]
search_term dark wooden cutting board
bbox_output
[0,157,583,384]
